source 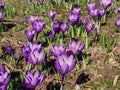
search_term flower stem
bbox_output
[85,32,88,50]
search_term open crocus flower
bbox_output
[68,13,79,25]
[47,10,56,20]
[68,39,85,55]
[71,7,81,15]
[85,21,94,33]
[54,54,76,86]
[24,70,46,90]
[86,3,96,11]
[53,20,60,32]
[115,17,120,27]
[0,64,10,90]
[118,6,120,14]
[50,44,66,57]
[98,0,113,10]
[25,29,36,42]
[32,20,45,33]
[0,2,5,10]
[26,15,39,24]
[88,9,98,17]
[60,22,69,33]
[27,49,45,65]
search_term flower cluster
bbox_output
[22,42,45,65]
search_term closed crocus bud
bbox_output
[71,7,81,15]
[0,13,5,20]
[68,39,85,55]
[88,9,98,17]
[24,70,46,90]
[39,0,44,5]
[60,22,69,33]
[26,15,39,24]
[32,20,45,33]
[115,17,120,27]
[50,44,66,57]
[53,20,60,32]
[25,29,36,42]
[14,50,19,59]
[118,6,120,14]
[22,44,30,58]
[97,9,105,19]
[85,21,94,33]
[0,64,11,90]
[49,30,55,39]
[47,10,56,20]
[86,3,96,11]
[68,13,79,25]
[77,17,82,26]
[0,2,5,10]
[98,0,113,10]
[6,45,12,55]
[54,54,76,85]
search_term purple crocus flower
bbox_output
[54,54,76,85]
[0,2,5,10]
[32,20,45,33]
[47,10,56,20]
[22,42,42,59]
[60,22,69,33]
[39,0,44,5]
[86,3,96,11]
[29,42,42,52]
[115,17,120,27]
[6,45,12,55]
[71,7,81,15]
[50,44,66,57]
[97,9,105,19]
[77,17,82,26]
[25,29,36,42]
[27,49,45,65]
[85,21,94,33]
[53,20,60,32]
[98,0,113,10]
[68,39,85,55]
[88,9,98,17]
[22,44,30,58]
[118,6,120,14]
[49,30,55,39]
[0,13,4,20]
[0,64,11,90]
[24,70,46,90]
[26,15,39,24]
[14,50,19,59]
[68,13,79,25]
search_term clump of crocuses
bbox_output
[54,54,76,90]
[0,64,11,90]
[24,70,46,90]
[22,42,45,65]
